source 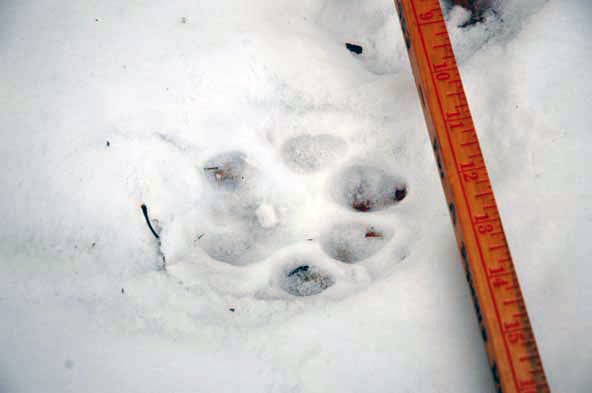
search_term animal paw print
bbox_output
[281,264,335,297]
[203,151,257,191]
[197,151,278,266]
[335,165,407,212]
[270,157,409,296]
[321,221,393,263]
[195,140,409,298]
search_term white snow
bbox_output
[256,204,279,229]
[0,0,590,392]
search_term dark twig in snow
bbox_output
[141,204,160,239]
[345,43,363,54]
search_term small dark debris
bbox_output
[106,141,110,147]
[288,265,310,277]
[214,169,226,179]
[203,152,250,191]
[352,199,372,212]
[394,186,407,202]
[306,238,314,241]
[91,242,96,247]
[345,43,363,55]
[365,229,383,238]
[229,308,235,312]
[458,15,485,28]
[283,265,334,297]
[204,167,232,183]
[121,288,125,294]
[95,18,99,22]
[454,0,495,28]
[197,233,205,240]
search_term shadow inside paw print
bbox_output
[203,151,257,191]
[281,264,334,296]
[321,221,393,263]
[335,165,407,212]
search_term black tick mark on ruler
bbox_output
[436,155,445,179]
[461,242,488,342]
[395,0,411,49]
[449,203,456,225]
[491,362,503,393]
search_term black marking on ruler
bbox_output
[491,362,503,393]
[396,0,411,49]
[433,138,445,179]
[449,202,456,225]
[461,242,488,342]
[436,154,445,179]
[418,84,426,108]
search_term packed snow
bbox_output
[1,0,590,392]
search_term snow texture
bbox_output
[281,134,347,172]
[0,0,590,392]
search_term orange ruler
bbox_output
[393,1,550,392]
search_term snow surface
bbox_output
[1,0,590,392]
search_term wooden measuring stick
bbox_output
[393,1,551,392]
